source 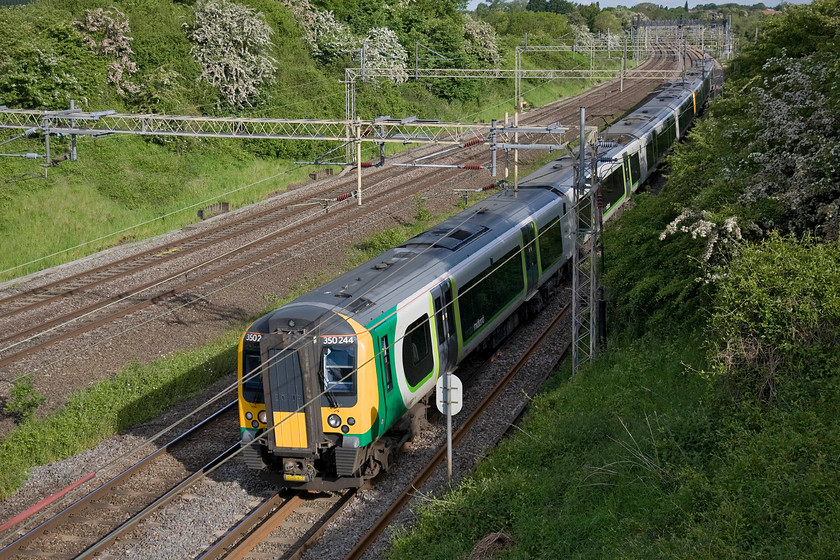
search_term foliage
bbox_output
[389,335,715,559]
[603,193,713,338]
[480,8,571,45]
[462,14,500,65]
[130,65,187,113]
[75,6,138,96]
[706,234,840,403]
[572,22,595,47]
[659,209,744,281]
[363,27,410,83]
[734,0,840,78]
[281,0,357,61]
[2,375,46,423]
[740,52,840,240]
[282,0,410,82]
[0,11,103,109]
[188,0,277,107]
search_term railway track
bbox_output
[193,287,572,560]
[0,43,694,380]
[0,402,237,560]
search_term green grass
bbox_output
[388,332,712,560]
[0,134,336,281]
[387,323,840,558]
[0,335,239,499]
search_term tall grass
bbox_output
[389,333,711,559]
[0,135,333,281]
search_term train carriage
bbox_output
[238,59,715,491]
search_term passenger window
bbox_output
[459,246,524,341]
[403,315,434,388]
[242,352,265,404]
[538,216,564,272]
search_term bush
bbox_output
[707,233,840,403]
[0,12,104,109]
[188,0,277,108]
[3,375,46,423]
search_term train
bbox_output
[237,58,715,491]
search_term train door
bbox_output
[376,332,395,430]
[260,333,319,454]
[622,153,632,199]
[521,223,539,297]
[432,280,458,373]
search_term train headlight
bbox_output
[258,410,267,424]
[251,420,259,428]
[347,417,356,426]
[328,414,341,428]
[245,412,253,420]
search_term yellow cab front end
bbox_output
[237,306,381,491]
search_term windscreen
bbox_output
[321,334,357,406]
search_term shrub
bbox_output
[281,0,357,61]
[707,233,840,403]
[75,6,139,96]
[462,15,500,66]
[3,375,46,423]
[188,0,277,108]
[0,14,101,109]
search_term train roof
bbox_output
[255,58,716,335]
[273,186,566,329]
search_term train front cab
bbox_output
[238,309,385,491]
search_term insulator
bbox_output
[336,192,352,202]
[481,184,496,191]
[461,138,483,148]
[460,164,483,170]
[360,161,374,168]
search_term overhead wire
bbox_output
[1,41,613,535]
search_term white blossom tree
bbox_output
[281,0,356,61]
[361,28,409,83]
[75,7,138,96]
[463,15,501,66]
[188,0,277,108]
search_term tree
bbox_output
[593,10,621,34]
[578,2,601,29]
[547,0,576,15]
[189,0,276,107]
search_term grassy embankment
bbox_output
[387,0,840,554]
